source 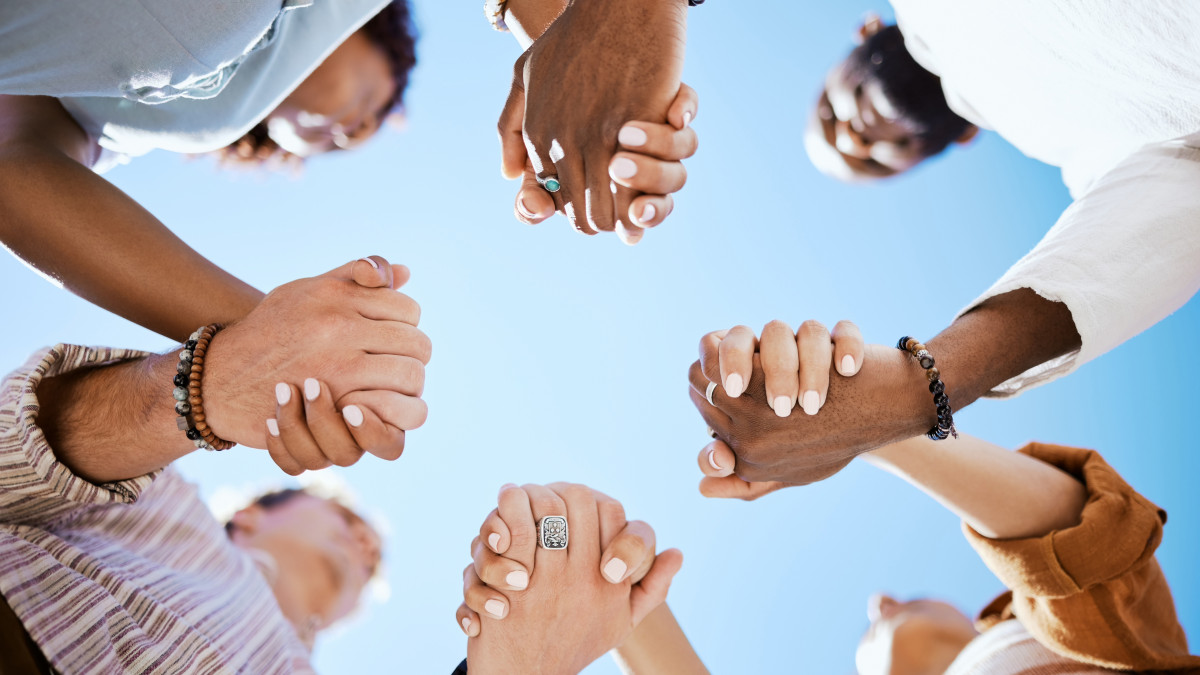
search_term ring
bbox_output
[537,176,561,193]
[706,426,718,439]
[705,381,718,407]
[537,516,568,550]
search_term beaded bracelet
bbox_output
[173,325,234,451]
[896,336,958,441]
[688,0,704,5]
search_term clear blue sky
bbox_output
[2,1,1196,672]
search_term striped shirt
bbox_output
[0,345,313,674]
[946,620,1115,675]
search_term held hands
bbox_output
[688,320,929,494]
[202,256,431,472]
[498,0,691,243]
[457,483,683,675]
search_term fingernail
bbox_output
[618,125,648,147]
[840,354,856,376]
[725,373,744,398]
[707,448,723,471]
[266,418,280,437]
[802,390,821,416]
[603,558,628,583]
[342,405,364,428]
[303,378,320,402]
[610,157,638,180]
[358,257,379,269]
[275,382,291,406]
[516,195,535,219]
[487,532,501,552]
[505,570,529,590]
[683,111,693,127]
[772,396,792,418]
[461,617,472,635]
[637,203,656,224]
[484,599,506,619]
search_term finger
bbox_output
[472,539,530,592]
[351,288,422,327]
[498,54,529,180]
[696,439,736,478]
[338,400,405,460]
[628,194,673,229]
[698,476,788,501]
[613,182,639,243]
[273,382,332,472]
[584,153,617,234]
[717,325,757,398]
[550,482,599,565]
[797,320,834,415]
[463,564,509,620]
[498,484,536,572]
[593,491,627,553]
[609,152,687,194]
[698,329,730,385]
[456,603,481,638]
[345,352,427,396]
[553,157,596,235]
[832,320,865,377]
[479,507,511,556]
[761,320,800,418]
[687,361,734,431]
[302,378,365,468]
[338,389,427,431]
[352,256,392,289]
[515,163,555,224]
[601,520,655,585]
[630,548,684,626]
[617,122,699,161]
[666,82,699,130]
[265,418,305,476]
[615,218,646,246]
[524,484,569,575]
[390,264,410,290]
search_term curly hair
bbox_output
[213,0,417,168]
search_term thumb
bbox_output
[498,53,529,180]
[629,548,683,626]
[319,256,393,287]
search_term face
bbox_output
[265,30,396,157]
[233,495,382,631]
[855,594,978,675]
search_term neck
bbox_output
[245,546,325,647]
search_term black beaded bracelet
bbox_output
[688,0,704,5]
[896,336,958,441]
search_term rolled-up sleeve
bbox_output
[0,344,157,528]
[964,443,1199,671]
[957,135,1200,398]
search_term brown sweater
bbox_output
[963,443,1199,673]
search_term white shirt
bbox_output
[892,0,1200,396]
[0,0,387,172]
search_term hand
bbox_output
[509,84,699,245]
[460,483,683,675]
[689,323,933,486]
[498,0,689,236]
[457,483,669,637]
[202,256,431,450]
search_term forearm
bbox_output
[35,351,195,483]
[0,97,263,342]
[612,604,708,675]
[863,434,1087,539]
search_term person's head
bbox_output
[804,16,977,181]
[855,593,978,675]
[225,489,382,642]
[217,0,417,165]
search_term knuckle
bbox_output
[598,498,626,524]
[764,319,791,334]
[799,319,829,339]
[560,483,593,505]
[833,319,858,334]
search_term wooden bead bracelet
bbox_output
[897,336,958,441]
[173,324,234,451]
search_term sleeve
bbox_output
[963,442,1200,671]
[451,658,468,674]
[955,135,1200,398]
[0,344,158,528]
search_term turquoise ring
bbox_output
[537,176,561,193]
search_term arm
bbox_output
[0,95,263,341]
[503,0,567,46]
[862,433,1087,539]
[612,604,708,675]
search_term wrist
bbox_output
[198,325,257,446]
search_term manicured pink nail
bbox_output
[802,390,821,416]
[725,373,745,398]
[603,558,628,583]
[516,195,535,219]
[772,396,792,418]
[358,257,379,269]
[707,448,723,471]
[461,617,472,635]
[303,378,320,402]
[610,157,638,180]
[638,203,657,224]
[275,383,290,406]
[618,125,648,147]
[266,418,280,437]
[342,405,364,428]
[841,354,856,376]
[506,570,529,590]
[487,532,501,552]
[683,111,693,127]
[484,599,506,619]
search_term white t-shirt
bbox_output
[892,0,1200,396]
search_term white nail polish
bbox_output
[802,390,821,416]
[841,354,856,375]
[506,570,529,589]
[725,373,744,398]
[682,111,693,127]
[303,378,320,402]
[611,157,638,179]
[461,617,472,635]
[342,405,364,428]
[772,396,792,418]
[618,126,648,147]
[707,448,723,471]
[275,383,290,406]
[484,599,506,619]
[516,195,535,219]
[266,418,280,437]
[358,257,379,269]
[603,558,628,583]
[638,203,657,224]
[487,532,501,552]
